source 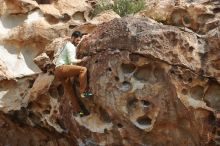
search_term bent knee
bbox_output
[81,67,87,72]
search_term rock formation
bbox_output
[0,0,220,146]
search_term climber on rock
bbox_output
[54,31,92,116]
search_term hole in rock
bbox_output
[28,112,42,125]
[121,63,136,74]
[45,14,59,24]
[189,46,194,52]
[28,79,35,88]
[128,99,138,106]
[49,87,58,99]
[188,77,193,83]
[137,116,152,126]
[60,13,71,22]
[120,81,132,92]
[183,16,191,25]
[72,11,86,22]
[99,107,111,123]
[107,67,112,72]
[8,108,27,125]
[181,89,188,95]
[69,25,77,29]
[34,0,53,4]
[53,110,58,114]
[213,8,220,13]
[190,85,204,99]
[104,128,108,134]
[57,119,66,130]
[127,98,138,109]
[117,123,123,128]
[43,110,50,114]
[129,54,139,62]
[208,113,215,125]
[141,100,151,107]
[47,105,52,111]
[212,127,217,134]
[217,130,220,136]
[170,70,175,74]
[27,102,34,109]
[134,64,152,81]
[115,76,119,81]
[154,66,165,81]
[178,75,183,80]
[216,120,220,127]
[204,83,220,109]
[170,9,188,26]
[57,84,64,97]
[95,60,98,63]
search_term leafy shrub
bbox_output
[91,0,146,17]
[112,0,146,17]
[91,0,112,17]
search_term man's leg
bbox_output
[55,66,82,113]
[56,65,87,94]
[63,78,81,112]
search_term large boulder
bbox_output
[59,17,219,146]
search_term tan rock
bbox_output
[136,0,175,22]
[0,112,72,145]
[2,0,38,15]
[72,17,219,145]
[39,4,62,18]
[25,73,54,102]
[54,0,92,21]
[33,52,52,71]
[0,43,41,78]
[70,10,121,37]
[90,10,120,24]
[0,59,13,81]
[0,77,36,112]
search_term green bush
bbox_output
[113,0,146,17]
[91,0,146,17]
[91,0,112,17]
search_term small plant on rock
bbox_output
[112,0,146,17]
[91,0,146,17]
[91,0,113,17]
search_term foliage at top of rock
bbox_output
[91,0,146,17]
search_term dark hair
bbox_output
[71,31,82,38]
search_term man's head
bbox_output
[71,31,82,46]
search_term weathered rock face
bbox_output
[0,112,75,145]
[0,0,220,146]
[74,17,219,146]
[139,0,220,34]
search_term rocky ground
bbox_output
[0,0,220,146]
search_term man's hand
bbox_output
[81,56,90,62]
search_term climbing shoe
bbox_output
[81,92,93,98]
[79,111,84,117]
[74,111,84,117]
